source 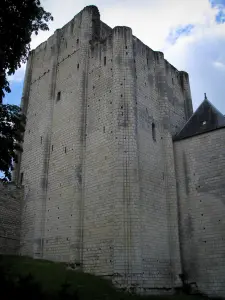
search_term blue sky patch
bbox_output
[209,0,225,23]
[209,0,225,7]
[215,9,225,23]
[167,24,194,45]
[4,81,23,106]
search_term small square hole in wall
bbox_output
[152,122,156,141]
[20,172,24,185]
[202,121,207,125]
[57,91,61,101]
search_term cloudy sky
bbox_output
[5,0,225,113]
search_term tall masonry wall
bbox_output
[133,36,193,291]
[17,5,193,293]
[174,128,225,298]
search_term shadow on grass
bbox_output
[0,255,220,300]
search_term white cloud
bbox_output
[9,0,225,113]
[213,61,225,70]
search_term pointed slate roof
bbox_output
[174,94,225,141]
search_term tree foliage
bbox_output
[0,0,53,102]
[0,104,25,181]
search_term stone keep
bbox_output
[14,5,225,297]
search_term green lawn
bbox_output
[0,255,207,300]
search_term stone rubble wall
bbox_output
[0,182,23,255]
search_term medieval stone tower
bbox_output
[14,5,225,298]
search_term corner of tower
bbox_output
[179,70,190,91]
[179,70,189,79]
[154,51,164,60]
[82,6,100,41]
[83,5,100,17]
[113,26,132,34]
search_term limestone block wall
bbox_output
[133,37,192,290]
[174,128,225,298]
[18,4,195,293]
[82,28,115,276]
[19,6,103,259]
[43,6,101,263]
[0,183,23,255]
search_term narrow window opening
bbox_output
[41,136,42,144]
[152,122,156,141]
[104,56,106,66]
[77,63,79,69]
[64,147,67,153]
[20,172,24,185]
[103,126,105,133]
[125,46,127,49]
[52,145,54,151]
[57,91,61,101]
[172,78,174,84]
[77,38,79,44]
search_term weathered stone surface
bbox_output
[12,5,225,298]
[0,183,23,254]
[174,128,225,298]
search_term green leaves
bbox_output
[0,0,53,102]
[0,104,26,181]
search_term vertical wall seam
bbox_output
[79,44,89,268]
[173,144,185,278]
[40,29,61,258]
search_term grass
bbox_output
[0,255,207,300]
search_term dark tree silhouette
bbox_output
[0,104,25,181]
[0,0,53,102]
[0,0,53,180]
